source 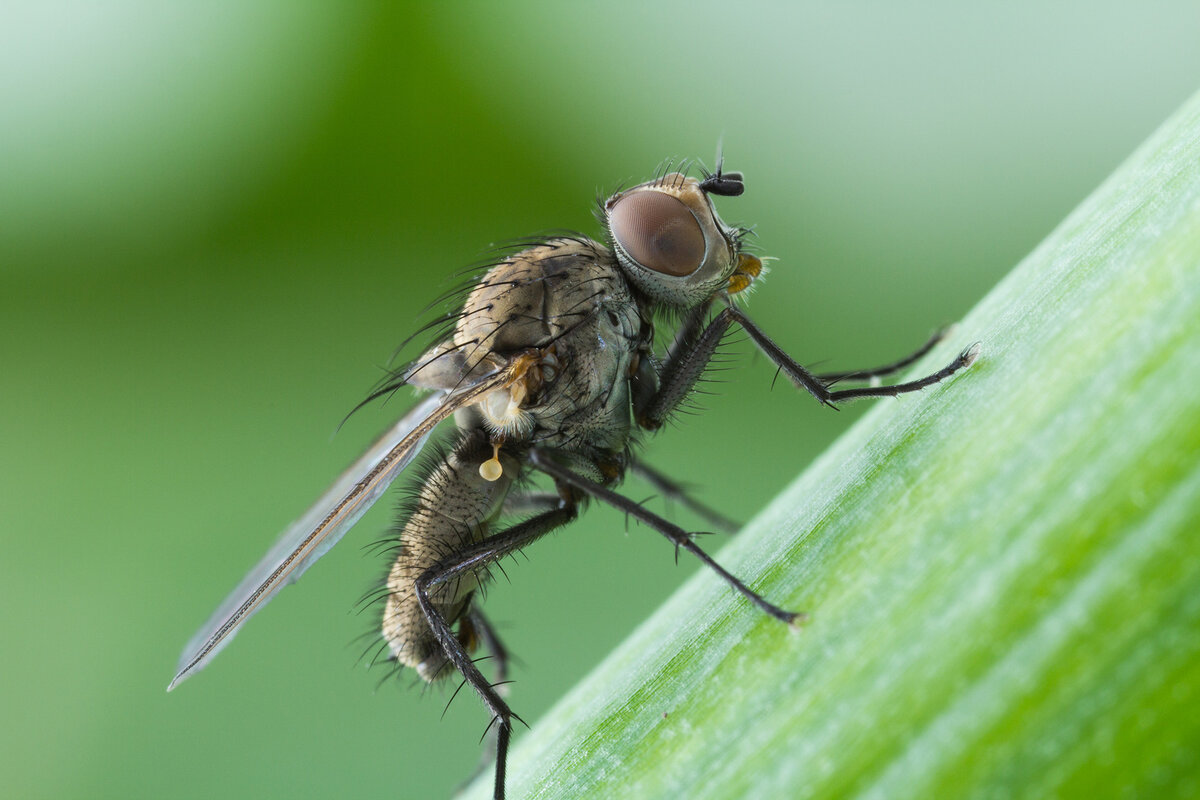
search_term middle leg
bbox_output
[529,448,800,626]
[628,457,740,533]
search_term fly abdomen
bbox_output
[383,430,517,681]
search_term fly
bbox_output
[169,159,979,799]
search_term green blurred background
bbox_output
[3,3,1198,798]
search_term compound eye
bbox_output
[608,191,705,276]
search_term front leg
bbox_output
[816,327,949,384]
[637,305,978,428]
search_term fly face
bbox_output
[171,158,979,800]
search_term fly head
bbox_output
[603,168,761,308]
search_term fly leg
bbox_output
[529,449,801,625]
[454,608,512,797]
[628,458,739,533]
[816,327,950,384]
[416,504,577,800]
[638,306,977,424]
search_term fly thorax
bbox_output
[453,238,618,364]
[438,237,641,453]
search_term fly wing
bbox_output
[169,367,513,690]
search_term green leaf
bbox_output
[465,90,1200,799]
